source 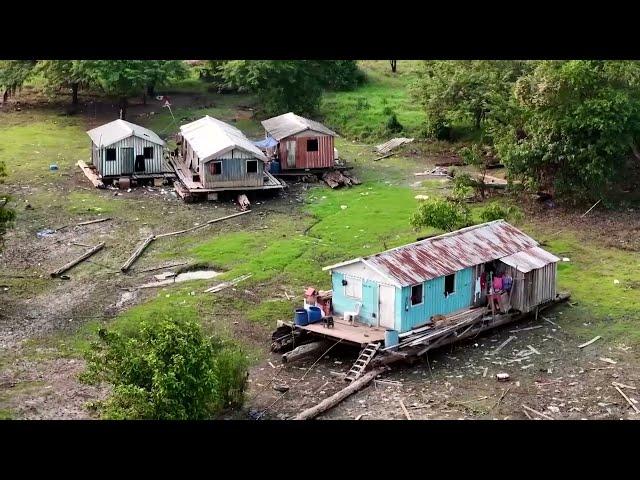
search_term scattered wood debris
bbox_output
[375,137,414,155]
[612,382,636,390]
[77,160,105,188]
[528,345,541,355]
[50,242,105,277]
[414,166,451,177]
[613,384,640,414]
[121,235,155,273]
[322,170,361,189]
[581,199,602,218]
[509,325,543,333]
[355,413,368,420]
[490,387,511,412]
[578,336,602,349]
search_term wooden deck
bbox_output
[169,157,284,193]
[297,320,386,347]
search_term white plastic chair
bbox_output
[343,302,362,324]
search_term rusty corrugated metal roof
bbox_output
[326,220,553,286]
[500,246,560,273]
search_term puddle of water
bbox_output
[139,270,221,289]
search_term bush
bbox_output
[426,118,451,140]
[80,317,248,420]
[451,172,475,201]
[355,97,370,111]
[479,203,523,223]
[385,113,403,133]
[382,106,394,116]
[410,197,472,232]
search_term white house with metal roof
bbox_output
[323,220,560,333]
[87,119,166,178]
[176,116,282,192]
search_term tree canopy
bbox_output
[0,60,36,102]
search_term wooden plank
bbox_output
[77,160,104,188]
[489,336,516,356]
[612,382,637,391]
[154,210,251,239]
[522,404,554,420]
[399,400,412,420]
[613,385,640,414]
[120,235,155,272]
[50,242,105,277]
[76,217,111,227]
[578,336,602,349]
[509,325,544,333]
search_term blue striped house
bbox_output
[323,220,559,334]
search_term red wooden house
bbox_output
[261,112,338,170]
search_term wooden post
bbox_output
[50,243,105,277]
[293,367,387,420]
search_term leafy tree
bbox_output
[37,60,94,108]
[489,60,640,199]
[410,197,471,232]
[0,161,16,249]
[317,60,365,90]
[458,143,493,199]
[479,203,523,223]
[82,60,187,119]
[0,60,37,103]
[81,317,249,420]
[220,60,326,116]
[411,60,533,134]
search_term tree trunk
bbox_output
[390,60,397,73]
[281,341,328,363]
[3,89,8,103]
[71,83,79,105]
[142,93,147,106]
[147,84,155,97]
[119,97,128,120]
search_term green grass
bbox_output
[0,409,12,420]
[321,61,426,141]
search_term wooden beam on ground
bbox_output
[281,341,328,364]
[293,367,387,420]
[373,152,396,162]
[120,235,155,272]
[76,217,111,227]
[522,404,554,420]
[490,336,516,356]
[77,160,105,188]
[399,399,412,420]
[613,384,640,414]
[154,210,251,239]
[50,242,105,277]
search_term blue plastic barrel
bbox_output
[294,308,309,326]
[270,161,281,174]
[384,329,399,350]
[307,306,323,324]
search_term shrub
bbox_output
[385,113,403,133]
[382,106,394,116]
[355,97,370,111]
[80,317,248,419]
[410,197,472,232]
[479,203,523,223]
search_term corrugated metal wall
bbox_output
[95,136,164,177]
[502,262,557,313]
[331,272,381,327]
[399,267,474,332]
[278,131,334,170]
[201,148,264,189]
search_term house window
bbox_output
[344,276,362,300]
[246,160,258,173]
[411,284,423,306]
[143,147,154,159]
[444,273,456,296]
[209,161,222,175]
[105,148,116,161]
[307,138,319,152]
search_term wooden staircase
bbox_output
[345,342,381,382]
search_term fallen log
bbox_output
[120,235,156,272]
[50,242,105,277]
[282,341,329,364]
[154,210,251,239]
[293,367,387,420]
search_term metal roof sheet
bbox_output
[261,112,337,141]
[180,116,267,163]
[500,246,560,273]
[324,220,552,286]
[86,119,165,148]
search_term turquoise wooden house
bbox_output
[322,220,559,334]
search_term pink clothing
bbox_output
[493,276,503,291]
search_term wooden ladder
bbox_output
[345,342,381,382]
